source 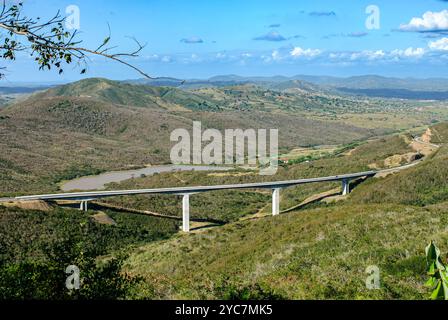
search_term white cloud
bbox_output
[142,54,159,61]
[429,37,448,51]
[272,50,281,61]
[391,47,426,58]
[350,50,385,61]
[290,47,321,57]
[399,10,448,32]
[216,52,227,59]
[161,56,172,63]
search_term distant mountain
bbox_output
[291,75,448,92]
[0,86,52,95]
[126,74,448,100]
[126,75,323,94]
[268,79,322,93]
[335,88,448,100]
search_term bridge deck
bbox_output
[12,170,377,202]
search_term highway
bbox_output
[10,170,377,202]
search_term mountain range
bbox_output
[127,74,448,100]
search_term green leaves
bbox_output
[425,241,448,300]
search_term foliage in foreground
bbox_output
[0,206,178,299]
[0,238,141,300]
[425,241,448,300]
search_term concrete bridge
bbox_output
[10,170,377,232]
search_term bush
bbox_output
[0,239,141,300]
[214,278,284,300]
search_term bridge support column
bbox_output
[272,188,281,216]
[342,179,350,196]
[182,194,190,233]
[79,201,88,212]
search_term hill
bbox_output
[36,78,210,111]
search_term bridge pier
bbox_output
[182,194,190,233]
[342,179,350,196]
[272,188,281,216]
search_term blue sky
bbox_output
[4,0,448,82]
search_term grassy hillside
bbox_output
[37,78,209,111]
[125,202,448,299]
[122,129,448,300]
[349,131,448,206]
[430,123,448,144]
[1,121,447,300]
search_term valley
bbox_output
[0,78,446,196]
[1,77,448,300]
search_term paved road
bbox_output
[413,137,440,149]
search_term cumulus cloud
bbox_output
[216,52,227,59]
[161,56,172,63]
[180,36,204,44]
[271,50,281,61]
[253,31,287,41]
[391,47,426,58]
[350,50,386,61]
[399,10,448,33]
[290,47,322,57]
[429,37,448,50]
[143,44,442,67]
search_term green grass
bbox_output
[124,202,448,299]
